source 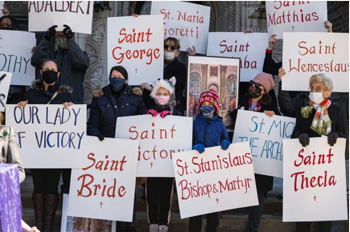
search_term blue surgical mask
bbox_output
[110,77,125,91]
[200,106,215,117]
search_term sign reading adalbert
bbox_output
[151,1,211,54]
[6,104,87,168]
[283,138,347,222]
[68,136,139,222]
[282,32,349,92]
[28,1,94,34]
[207,32,268,82]
[232,110,296,178]
[266,1,327,39]
[0,30,36,86]
[0,72,12,112]
[115,115,192,177]
[107,15,164,86]
[173,143,258,218]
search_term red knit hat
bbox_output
[198,89,220,113]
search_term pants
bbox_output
[189,212,219,232]
[296,221,332,232]
[146,177,174,226]
[31,169,61,194]
[246,192,265,232]
[61,169,71,194]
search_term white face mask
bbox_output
[164,51,176,61]
[309,92,324,104]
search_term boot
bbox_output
[32,194,45,231]
[43,194,59,232]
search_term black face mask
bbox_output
[42,70,58,84]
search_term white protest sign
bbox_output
[282,32,349,92]
[232,110,296,178]
[207,33,268,81]
[0,2,4,17]
[0,30,35,86]
[28,1,93,34]
[68,136,138,222]
[6,104,88,168]
[151,1,210,54]
[115,115,192,177]
[283,138,347,221]
[266,1,327,39]
[173,143,258,218]
[107,15,164,86]
[0,72,12,111]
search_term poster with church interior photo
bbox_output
[187,56,240,130]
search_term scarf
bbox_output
[300,98,332,136]
[248,98,262,112]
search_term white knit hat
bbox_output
[150,76,176,99]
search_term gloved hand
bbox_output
[221,140,231,150]
[159,111,171,118]
[97,134,104,141]
[45,25,57,41]
[147,109,158,117]
[328,132,338,147]
[63,24,74,39]
[298,133,310,147]
[192,143,205,154]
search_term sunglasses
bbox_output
[250,80,263,88]
[164,45,178,51]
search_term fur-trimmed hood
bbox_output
[93,85,142,98]
[31,79,72,94]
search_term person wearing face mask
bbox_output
[190,89,230,232]
[144,77,182,232]
[17,59,73,232]
[141,37,187,113]
[289,74,346,232]
[229,73,280,232]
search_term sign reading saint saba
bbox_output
[68,136,139,222]
[0,30,35,86]
[282,32,349,92]
[28,1,94,34]
[151,1,210,54]
[266,1,327,39]
[0,71,12,111]
[6,104,87,168]
[107,15,164,86]
[115,115,192,177]
[173,143,258,218]
[232,110,296,178]
[207,32,268,81]
[283,138,347,221]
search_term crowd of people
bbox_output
[0,4,348,232]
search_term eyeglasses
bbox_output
[164,45,178,51]
[250,80,263,88]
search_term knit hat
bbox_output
[109,66,128,80]
[150,77,176,99]
[198,89,220,113]
[252,73,275,93]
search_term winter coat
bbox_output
[24,80,73,104]
[193,114,229,148]
[292,103,347,139]
[87,84,146,138]
[143,59,187,112]
[149,104,184,116]
[229,94,281,193]
[0,125,25,183]
[31,38,89,104]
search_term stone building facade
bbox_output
[4,1,349,104]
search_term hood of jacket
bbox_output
[31,79,72,94]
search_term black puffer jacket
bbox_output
[24,80,73,104]
[87,84,146,138]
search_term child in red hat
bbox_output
[189,89,231,232]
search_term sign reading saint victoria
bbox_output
[173,143,258,218]
[266,1,327,38]
[68,136,139,222]
[283,138,347,221]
